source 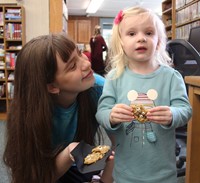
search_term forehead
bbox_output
[56,48,76,67]
[120,14,155,31]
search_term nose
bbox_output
[139,37,146,42]
[81,56,91,70]
[138,33,147,43]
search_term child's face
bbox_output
[120,14,159,64]
[53,48,95,94]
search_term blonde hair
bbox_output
[94,25,101,36]
[83,44,91,52]
[109,6,172,78]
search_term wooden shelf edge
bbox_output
[185,76,200,87]
[0,113,7,121]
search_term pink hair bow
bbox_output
[114,10,123,25]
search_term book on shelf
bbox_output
[176,21,200,39]
[5,8,22,20]
[176,1,199,25]
[6,8,21,14]
[5,52,17,69]
[0,83,6,98]
[0,12,3,26]
[5,23,22,40]
[7,82,14,99]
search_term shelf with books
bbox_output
[162,0,176,40]
[0,4,25,120]
[175,0,200,39]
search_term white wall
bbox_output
[0,0,49,42]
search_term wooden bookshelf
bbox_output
[175,0,200,40]
[162,0,200,40]
[0,4,25,120]
[162,0,176,40]
[185,76,200,183]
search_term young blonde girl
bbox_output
[96,6,192,183]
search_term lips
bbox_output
[82,70,93,80]
[136,46,147,51]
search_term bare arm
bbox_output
[55,142,78,180]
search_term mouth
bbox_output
[82,70,94,80]
[135,46,147,51]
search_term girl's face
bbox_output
[53,48,94,95]
[120,14,159,64]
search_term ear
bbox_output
[47,83,60,94]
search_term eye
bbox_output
[129,32,135,36]
[146,31,154,36]
[69,62,76,70]
[67,57,77,71]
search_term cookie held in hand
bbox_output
[131,104,148,123]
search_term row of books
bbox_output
[0,70,5,79]
[0,9,22,25]
[0,27,3,37]
[162,3,172,12]
[0,83,6,98]
[6,8,21,13]
[175,20,200,39]
[0,70,14,80]
[5,8,22,20]
[0,43,4,57]
[5,52,16,69]
[5,23,22,40]
[0,61,5,69]
[0,82,14,98]
[7,81,14,99]
[176,1,200,25]
[176,0,195,9]
[0,12,3,26]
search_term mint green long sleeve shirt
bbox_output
[96,65,192,183]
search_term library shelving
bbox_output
[162,0,176,40]
[162,0,200,40]
[0,4,25,120]
[175,0,200,40]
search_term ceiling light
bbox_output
[86,0,104,14]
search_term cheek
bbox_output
[123,44,133,55]
[55,71,77,87]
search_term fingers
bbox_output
[68,142,79,152]
[109,104,172,126]
[110,104,134,125]
[110,113,134,123]
[147,106,172,125]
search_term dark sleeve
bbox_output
[100,36,107,51]
[89,38,93,50]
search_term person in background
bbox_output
[90,25,107,76]
[96,6,192,183]
[83,43,91,62]
[3,33,113,183]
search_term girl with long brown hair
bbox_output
[3,33,113,183]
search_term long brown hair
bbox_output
[3,33,102,183]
